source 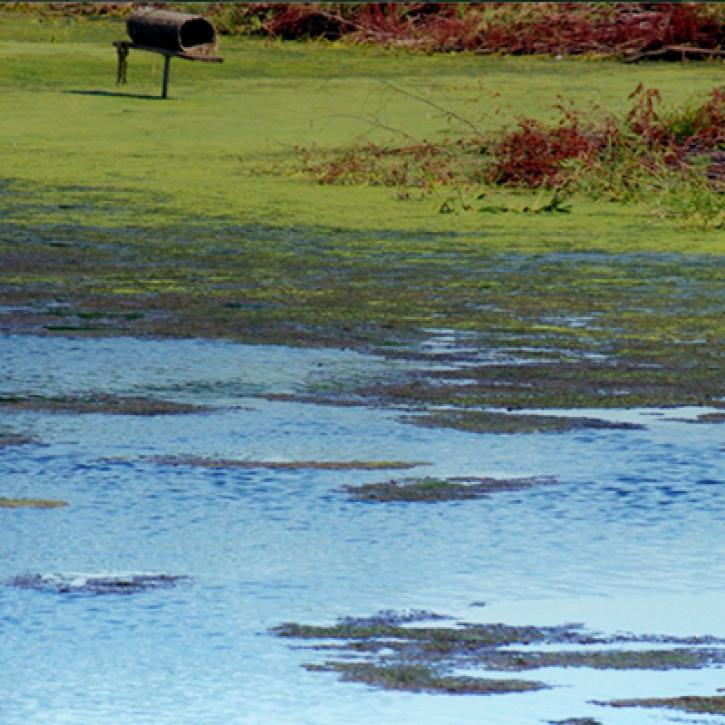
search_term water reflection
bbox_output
[0,334,723,723]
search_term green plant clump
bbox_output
[0,498,67,509]
[341,475,558,502]
[599,695,725,715]
[304,661,546,695]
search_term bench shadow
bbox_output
[66,90,165,100]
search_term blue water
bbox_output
[1,334,723,724]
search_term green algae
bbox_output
[275,611,725,698]
[8,572,190,594]
[2,217,720,414]
[341,475,557,502]
[401,411,643,435]
[145,456,427,471]
[598,695,725,715]
[272,618,582,648]
[0,498,67,509]
[0,17,722,417]
[472,648,725,671]
[692,412,725,424]
[304,661,546,695]
[0,394,204,416]
[0,431,35,447]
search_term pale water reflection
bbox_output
[0,335,722,724]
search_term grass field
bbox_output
[1,13,723,412]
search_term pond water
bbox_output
[1,334,723,724]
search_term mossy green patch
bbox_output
[473,648,725,671]
[275,611,725,698]
[272,618,579,647]
[598,695,725,715]
[0,394,204,415]
[401,411,643,434]
[0,431,36,447]
[304,661,546,695]
[341,475,557,502]
[145,456,427,471]
[0,17,722,415]
[8,573,189,594]
[0,498,67,509]
[692,412,725,424]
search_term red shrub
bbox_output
[490,119,599,187]
[215,3,723,57]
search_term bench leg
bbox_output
[161,55,171,99]
[116,44,129,85]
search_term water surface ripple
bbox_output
[0,335,722,724]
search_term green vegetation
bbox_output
[275,611,725,698]
[600,695,725,715]
[472,648,725,671]
[0,394,204,415]
[0,14,722,418]
[692,412,725,423]
[144,456,427,471]
[402,411,644,434]
[341,475,557,502]
[304,661,546,695]
[13,3,722,61]
[8,573,190,594]
[0,498,67,509]
[0,430,35,446]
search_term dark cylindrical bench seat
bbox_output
[127,8,218,56]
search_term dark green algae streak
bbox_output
[0,206,722,418]
[273,612,725,700]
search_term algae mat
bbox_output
[0,15,723,406]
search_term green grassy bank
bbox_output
[1,14,722,413]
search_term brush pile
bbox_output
[209,3,723,59]
[17,3,724,59]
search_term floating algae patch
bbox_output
[341,475,558,502]
[471,648,725,671]
[356,345,724,411]
[303,661,546,696]
[1,203,723,413]
[691,412,725,424]
[0,498,67,509]
[272,617,587,647]
[7,573,190,595]
[549,720,602,725]
[0,394,205,415]
[598,695,725,715]
[401,410,644,434]
[0,430,35,447]
[275,612,725,698]
[145,456,427,471]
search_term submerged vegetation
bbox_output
[401,411,644,434]
[341,475,557,502]
[143,456,426,471]
[0,430,35,447]
[0,394,204,415]
[599,694,725,715]
[304,661,546,695]
[274,611,725,700]
[0,498,67,509]
[7,573,190,595]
